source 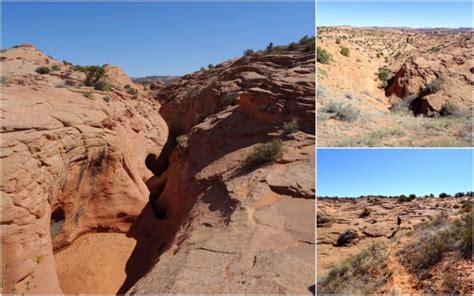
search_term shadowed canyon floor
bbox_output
[317,196,473,294]
[1,40,315,294]
[317,27,473,147]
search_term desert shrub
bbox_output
[398,195,415,202]
[302,41,315,53]
[94,80,111,91]
[425,79,443,95]
[176,134,189,148]
[299,35,315,53]
[72,64,85,72]
[430,47,441,53]
[321,101,359,122]
[51,65,60,71]
[102,96,111,103]
[439,102,462,117]
[243,49,254,56]
[82,92,93,100]
[63,60,72,66]
[441,271,459,294]
[265,42,274,53]
[282,118,300,134]
[359,207,370,218]
[340,47,350,57]
[318,242,391,294]
[208,64,214,69]
[367,128,404,143]
[35,66,50,74]
[287,42,298,51]
[439,192,450,198]
[125,85,138,96]
[64,80,75,87]
[390,95,417,113]
[222,92,239,105]
[397,211,473,272]
[317,211,331,227]
[244,139,282,170]
[460,200,472,214]
[317,47,331,64]
[335,37,341,44]
[83,65,107,87]
[377,66,392,87]
[336,229,359,246]
[394,51,401,59]
[454,192,465,198]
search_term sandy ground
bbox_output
[54,233,136,294]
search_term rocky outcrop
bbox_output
[385,33,473,114]
[126,50,315,294]
[1,44,315,295]
[157,51,315,135]
[1,46,168,294]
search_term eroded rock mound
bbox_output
[157,51,315,135]
[126,49,315,294]
[385,32,473,115]
[1,46,168,294]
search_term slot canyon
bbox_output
[1,43,315,294]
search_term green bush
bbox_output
[377,66,392,87]
[82,92,93,100]
[397,211,473,273]
[439,192,450,198]
[243,49,254,56]
[287,42,298,51]
[335,37,341,44]
[282,118,299,134]
[265,42,274,53]
[125,85,138,96]
[298,35,315,53]
[440,102,462,117]
[321,101,359,122]
[244,139,282,170]
[51,65,60,71]
[340,47,350,57]
[317,47,331,64]
[359,207,370,218]
[425,79,443,94]
[318,242,391,294]
[94,80,111,91]
[35,66,50,74]
[84,65,106,87]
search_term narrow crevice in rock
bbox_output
[50,206,65,237]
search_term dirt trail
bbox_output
[384,242,420,295]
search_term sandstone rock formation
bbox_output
[1,45,168,294]
[317,27,473,147]
[1,44,315,294]
[126,49,315,294]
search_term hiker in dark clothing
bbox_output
[397,215,402,229]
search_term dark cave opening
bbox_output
[50,206,65,236]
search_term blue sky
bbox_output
[317,2,472,28]
[2,2,314,76]
[317,149,473,197]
